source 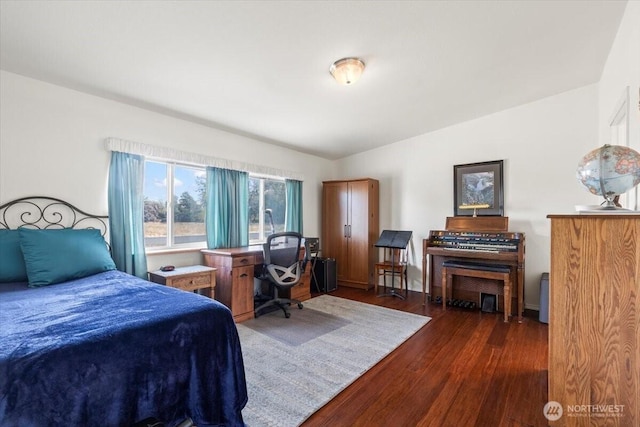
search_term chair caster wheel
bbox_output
[297,303,303,309]
[285,312,291,318]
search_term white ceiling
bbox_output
[0,1,627,160]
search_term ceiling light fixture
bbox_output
[329,57,365,85]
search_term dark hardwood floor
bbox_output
[301,287,549,427]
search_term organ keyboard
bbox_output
[430,230,521,253]
[422,216,525,316]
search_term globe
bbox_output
[576,144,640,208]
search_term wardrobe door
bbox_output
[322,181,348,281]
[345,180,370,284]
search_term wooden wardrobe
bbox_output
[547,214,639,425]
[322,178,379,289]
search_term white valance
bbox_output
[105,137,304,181]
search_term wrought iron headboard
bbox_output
[0,196,108,239]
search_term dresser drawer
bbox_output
[289,275,311,302]
[169,272,212,291]
[232,255,255,268]
[289,283,306,301]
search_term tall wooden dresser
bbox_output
[548,214,639,425]
[322,178,379,289]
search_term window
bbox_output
[144,162,288,248]
[249,175,286,243]
[144,160,206,249]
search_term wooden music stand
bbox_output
[374,230,412,299]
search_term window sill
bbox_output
[146,246,206,256]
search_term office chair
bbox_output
[254,231,304,318]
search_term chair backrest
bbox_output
[384,248,406,264]
[263,232,303,267]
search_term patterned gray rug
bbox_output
[237,295,431,426]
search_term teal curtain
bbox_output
[206,167,249,248]
[285,179,303,233]
[107,151,148,278]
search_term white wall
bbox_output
[0,70,335,270]
[334,84,600,309]
[598,0,640,210]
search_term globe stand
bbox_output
[597,171,623,209]
[600,196,620,209]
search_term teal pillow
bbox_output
[19,228,116,287]
[0,229,28,282]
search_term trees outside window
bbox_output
[248,176,286,243]
[143,161,205,248]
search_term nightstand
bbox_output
[148,265,216,299]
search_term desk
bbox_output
[201,245,311,322]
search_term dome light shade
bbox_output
[330,57,365,85]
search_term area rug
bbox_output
[237,295,430,426]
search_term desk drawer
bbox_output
[170,272,212,291]
[290,282,306,301]
[232,255,255,268]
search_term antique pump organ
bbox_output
[422,216,525,321]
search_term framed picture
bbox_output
[453,160,504,216]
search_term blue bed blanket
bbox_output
[0,270,247,426]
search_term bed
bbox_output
[0,197,247,426]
